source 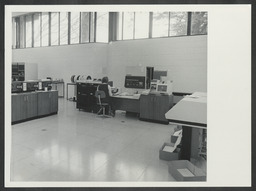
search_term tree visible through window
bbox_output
[51,12,59,46]
[191,12,207,35]
[152,12,169,38]
[60,12,68,45]
[169,12,187,36]
[96,12,109,43]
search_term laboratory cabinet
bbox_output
[38,91,58,116]
[140,94,173,124]
[12,90,58,123]
[12,92,38,122]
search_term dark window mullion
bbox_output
[94,12,97,42]
[149,12,153,38]
[187,12,192,35]
[68,12,71,44]
[16,17,20,48]
[89,12,91,42]
[168,12,171,36]
[49,12,51,46]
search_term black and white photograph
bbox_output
[4,4,251,188]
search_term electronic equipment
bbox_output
[124,76,145,89]
[150,79,159,91]
[42,80,52,91]
[26,81,39,91]
[156,81,173,95]
[12,81,23,93]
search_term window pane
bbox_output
[33,13,41,47]
[42,12,49,46]
[96,12,109,43]
[123,12,134,40]
[117,12,123,40]
[60,12,68,45]
[152,12,169,38]
[12,18,16,48]
[25,15,32,48]
[90,12,95,42]
[51,12,59,46]
[191,12,207,35]
[19,16,25,48]
[81,12,90,43]
[134,12,149,39]
[70,12,80,44]
[169,12,188,36]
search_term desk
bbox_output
[110,95,140,113]
[66,83,77,100]
[165,92,207,160]
[52,81,65,98]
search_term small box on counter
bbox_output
[159,142,181,161]
[168,160,206,181]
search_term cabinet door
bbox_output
[153,95,171,122]
[38,92,50,116]
[12,95,23,122]
[50,91,58,113]
[26,93,38,118]
[140,95,154,119]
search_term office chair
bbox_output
[95,90,112,118]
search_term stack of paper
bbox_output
[177,168,195,177]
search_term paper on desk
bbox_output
[177,168,195,177]
[163,130,182,153]
[173,129,182,136]
[163,145,176,152]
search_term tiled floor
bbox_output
[10,99,206,182]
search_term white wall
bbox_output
[12,35,207,95]
[12,43,108,97]
[107,35,207,93]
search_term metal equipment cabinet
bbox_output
[12,92,38,122]
[139,94,173,124]
[76,82,98,112]
[38,91,58,116]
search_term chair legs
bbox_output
[97,106,112,118]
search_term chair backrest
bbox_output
[95,90,106,105]
[95,90,106,99]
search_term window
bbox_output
[41,12,49,46]
[12,18,16,49]
[90,12,95,42]
[81,12,90,43]
[96,12,109,42]
[191,12,207,35]
[25,15,32,48]
[169,12,188,36]
[117,12,123,40]
[134,12,149,39]
[123,12,134,40]
[33,13,41,47]
[51,12,59,46]
[70,12,80,44]
[12,11,207,49]
[19,16,25,48]
[152,12,169,38]
[59,12,68,45]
